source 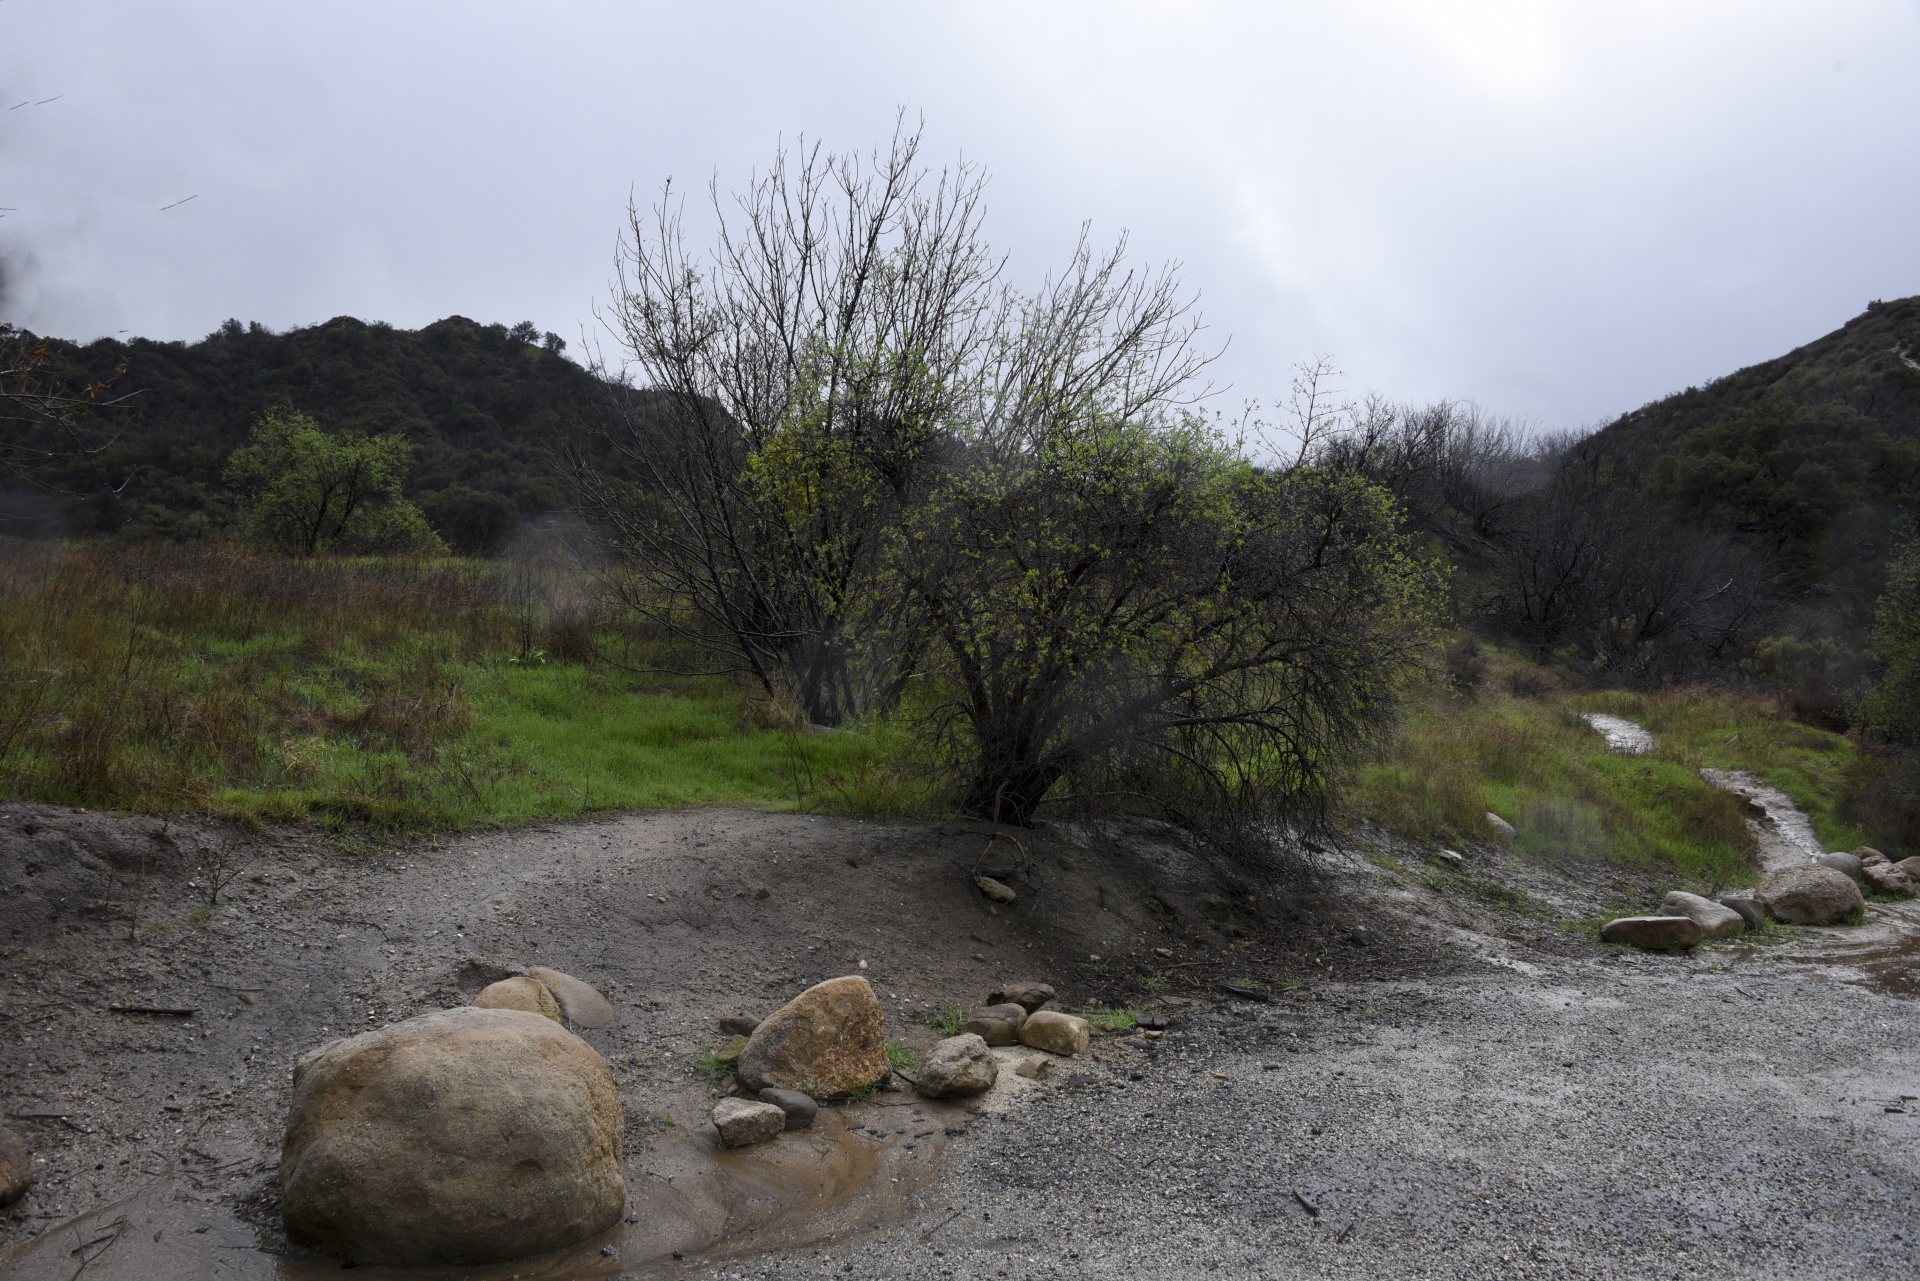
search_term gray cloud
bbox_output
[1,0,1916,427]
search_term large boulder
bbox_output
[1600,916,1703,950]
[1759,864,1864,925]
[915,1034,999,1098]
[0,1124,30,1206]
[1486,812,1517,842]
[472,976,561,1023]
[734,976,891,1098]
[1816,851,1864,879]
[1658,891,1745,939]
[1862,862,1913,897]
[959,1003,1028,1046]
[1895,856,1920,881]
[711,1098,786,1148]
[280,1007,624,1266]
[1018,1010,1092,1057]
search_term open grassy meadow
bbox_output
[0,541,928,832]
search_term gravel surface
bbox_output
[725,935,1920,1280]
[3,797,1918,1280]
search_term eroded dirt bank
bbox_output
[2,803,1918,1279]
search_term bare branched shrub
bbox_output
[189,830,251,906]
[573,117,1002,724]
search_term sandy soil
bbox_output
[1,796,1916,1280]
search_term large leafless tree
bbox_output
[573,121,1003,724]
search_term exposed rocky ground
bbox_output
[1,788,1917,1279]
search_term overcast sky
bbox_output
[2,1,1917,430]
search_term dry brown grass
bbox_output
[0,540,567,815]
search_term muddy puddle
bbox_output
[0,1102,965,1280]
[1727,901,1920,998]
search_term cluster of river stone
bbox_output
[706,978,1086,1146]
[266,966,1093,1268]
[1600,847,1916,949]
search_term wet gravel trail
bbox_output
[732,938,1920,1280]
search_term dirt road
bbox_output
[2,802,1916,1279]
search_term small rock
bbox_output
[756,1088,817,1129]
[1657,891,1745,939]
[719,1034,749,1062]
[472,976,562,1023]
[974,876,1017,904]
[717,1015,761,1037]
[1862,862,1913,896]
[1485,812,1517,841]
[755,885,771,899]
[960,1003,1028,1046]
[1014,1055,1050,1079]
[987,982,1056,1013]
[1854,846,1887,864]
[1717,894,1767,929]
[1018,1010,1092,1057]
[1760,864,1865,925]
[711,1098,786,1147]
[1346,925,1372,947]
[735,976,891,1098]
[1219,982,1269,1001]
[1152,947,1173,958]
[1429,848,1465,866]
[525,967,617,1029]
[0,1124,31,1206]
[1135,1013,1170,1032]
[1816,851,1864,879]
[1600,915,1704,951]
[915,1034,999,1097]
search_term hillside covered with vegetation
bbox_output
[1587,294,1920,612]
[7,314,610,552]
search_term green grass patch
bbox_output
[1347,643,1868,887]
[1573,686,1868,851]
[925,1001,970,1037]
[1082,1005,1138,1034]
[0,541,941,832]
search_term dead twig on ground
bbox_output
[919,1208,964,1241]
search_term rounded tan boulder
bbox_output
[1018,1010,1091,1057]
[280,1007,624,1266]
[473,975,562,1023]
[1759,864,1865,925]
[960,1002,1028,1046]
[0,1124,31,1207]
[734,975,890,1098]
[916,1033,999,1097]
